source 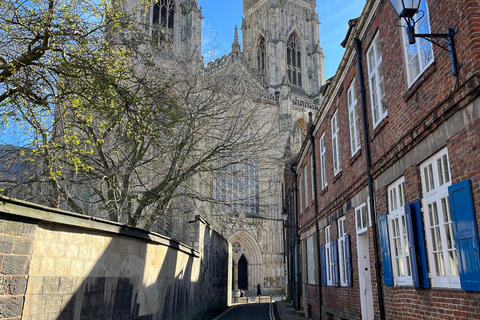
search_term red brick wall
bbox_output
[293,0,480,319]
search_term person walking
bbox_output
[257,284,261,296]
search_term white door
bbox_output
[357,231,374,320]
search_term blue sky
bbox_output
[199,0,366,80]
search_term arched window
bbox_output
[287,34,302,87]
[257,36,267,74]
[215,160,260,217]
[215,125,260,217]
[151,0,175,43]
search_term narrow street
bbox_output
[214,303,280,320]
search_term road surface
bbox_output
[214,303,279,320]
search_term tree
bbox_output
[0,0,280,230]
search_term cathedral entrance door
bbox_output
[238,254,248,290]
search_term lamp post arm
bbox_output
[410,27,461,76]
[415,33,450,51]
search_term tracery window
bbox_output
[287,34,302,87]
[149,0,175,43]
[232,242,242,254]
[257,36,267,75]
[215,160,260,217]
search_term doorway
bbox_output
[238,254,248,290]
[357,231,374,320]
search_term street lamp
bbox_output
[387,0,461,76]
[281,207,289,222]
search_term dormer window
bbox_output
[287,34,302,87]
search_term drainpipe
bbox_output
[308,112,323,320]
[354,37,386,320]
[288,187,295,305]
[285,187,294,304]
[290,162,301,310]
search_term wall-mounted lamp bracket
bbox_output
[406,21,462,76]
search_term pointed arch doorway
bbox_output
[238,254,248,290]
[230,231,262,291]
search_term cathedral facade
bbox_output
[126,0,326,294]
[219,0,326,293]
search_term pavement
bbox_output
[274,300,306,320]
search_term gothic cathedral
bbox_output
[222,0,325,293]
[130,0,325,294]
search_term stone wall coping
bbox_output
[191,215,229,245]
[0,196,200,258]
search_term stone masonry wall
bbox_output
[0,198,230,320]
[190,215,232,317]
[0,214,36,320]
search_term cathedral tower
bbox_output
[126,0,202,57]
[242,0,325,94]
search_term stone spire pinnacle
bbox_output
[231,25,241,54]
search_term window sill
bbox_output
[349,149,362,166]
[333,171,342,183]
[320,186,328,196]
[402,62,437,102]
[371,116,389,140]
[393,280,413,287]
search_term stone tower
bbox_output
[125,0,203,57]
[242,0,325,94]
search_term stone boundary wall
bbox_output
[0,197,230,320]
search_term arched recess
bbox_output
[294,113,309,135]
[256,34,267,75]
[286,31,304,87]
[230,231,263,290]
[287,114,309,156]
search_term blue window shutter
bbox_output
[378,214,394,286]
[332,240,339,286]
[449,179,480,291]
[345,234,353,286]
[404,202,420,287]
[410,201,430,288]
[320,245,326,286]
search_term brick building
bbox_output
[282,0,480,319]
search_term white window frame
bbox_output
[319,133,327,190]
[366,33,387,128]
[304,166,308,207]
[310,153,315,200]
[299,173,303,214]
[355,203,368,233]
[338,217,348,286]
[347,79,361,156]
[402,0,434,86]
[388,177,412,286]
[420,148,459,288]
[325,225,332,286]
[331,110,341,176]
[307,236,315,284]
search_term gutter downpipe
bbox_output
[287,186,294,304]
[308,112,323,320]
[354,37,386,320]
[290,162,301,310]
